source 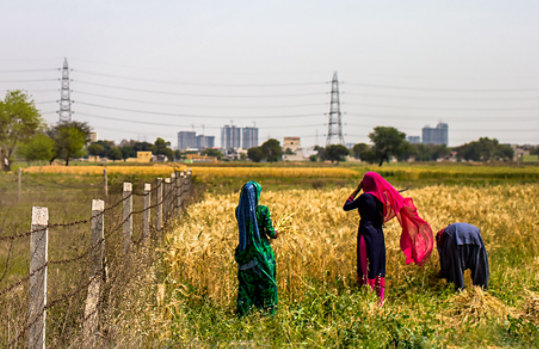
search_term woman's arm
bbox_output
[259,205,278,239]
[343,181,363,211]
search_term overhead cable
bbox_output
[74,69,327,87]
[343,81,539,93]
[73,80,327,98]
[73,90,328,109]
[76,101,322,119]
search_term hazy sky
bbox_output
[1,0,538,148]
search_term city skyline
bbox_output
[0,1,537,147]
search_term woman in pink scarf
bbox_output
[344,172,434,305]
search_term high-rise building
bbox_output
[221,125,241,150]
[407,136,421,144]
[177,131,196,150]
[242,127,259,149]
[196,135,215,150]
[422,123,448,146]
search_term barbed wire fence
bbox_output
[0,168,192,348]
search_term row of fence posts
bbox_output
[27,169,192,349]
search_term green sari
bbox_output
[235,181,278,316]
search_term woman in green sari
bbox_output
[235,181,278,316]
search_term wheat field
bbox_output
[145,183,538,347]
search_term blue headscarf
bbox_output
[236,181,261,253]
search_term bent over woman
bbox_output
[344,172,434,305]
[235,181,278,316]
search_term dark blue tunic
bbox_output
[437,223,489,290]
[344,193,386,279]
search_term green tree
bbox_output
[369,126,406,166]
[260,139,283,162]
[325,144,349,163]
[201,148,223,160]
[0,90,43,171]
[18,134,55,163]
[152,137,173,161]
[107,146,122,161]
[352,143,371,160]
[48,121,91,166]
[247,147,264,162]
[87,143,106,157]
[456,137,513,162]
[120,145,136,161]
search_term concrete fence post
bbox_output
[103,168,108,199]
[155,178,163,232]
[170,172,177,213]
[163,178,171,225]
[28,207,48,349]
[17,168,22,202]
[123,183,132,253]
[83,199,105,343]
[142,183,151,246]
[175,171,182,212]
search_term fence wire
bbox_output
[0,171,192,347]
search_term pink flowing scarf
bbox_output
[362,172,434,266]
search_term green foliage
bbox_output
[48,121,91,166]
[0,90,43,170]
[456,137,514,162]
[352,142,370,160]
[260,139,283,162]
[201,148,223,160]
[324,144,349,163]
[152,137,173,161]
[248,139,283,162]
[247,147,264,162]
[369,126,406,166]
[17,134,55,162]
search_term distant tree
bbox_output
[48,121,91,166]
[309,154,318,162]
[314,145,327,161]
[284,147,295,155]
[369,126,406,166]
[152,137,173,161]
[247,147,264,162]
[260,139,283,162]
[107,146,123,161]
[352,143,370,160]
[325,144,349,163]
[202,148,223,160]
[120,145,136,160]
[456,137,513,162]
[396,141,414,162]
[133,141,153,152]
[18,134,55,163]
[87,143,106,157]
[0,90,43,171]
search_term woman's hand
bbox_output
[351,181,363,197]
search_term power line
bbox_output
[75,101,322,119]
[76,112,326,129]
[345,112,539,120]
[0,79,58,83]
[73,80,327,98]
[343,92,539,102]
[74,69,327,87]
[0,69,58,73]
[343,81,539,93]
[344,102,539,112]
[73,90,328,109]
[345,122,537,133]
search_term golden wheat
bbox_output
[163,184,538,312]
